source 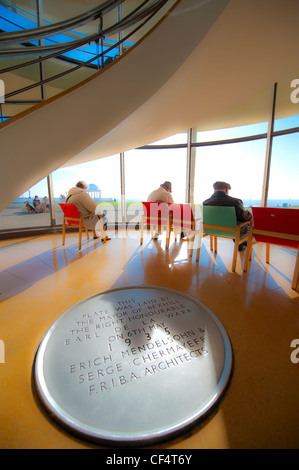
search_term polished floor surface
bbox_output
[0,229,299,449]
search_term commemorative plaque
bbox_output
[33,286,233,446]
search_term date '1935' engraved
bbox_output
[33,286,233,446]
[63,295,209,396]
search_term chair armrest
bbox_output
[81,212,95,219]
[237,220,252,229]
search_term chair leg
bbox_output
[292,249,299,290]
[244,237,253,272]
[189,233,195,258]
[196,241,201,262]
[173,227,178,242]
[165,223,170,250]
[78,222,83,251]
[214,236,218,253]
[232,231,241,272]
[266,244,270,264]
[62,217,66,246]
[196,226,204,263]
[140,216,144,245]
[232,243,239,272]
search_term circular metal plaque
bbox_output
[33,286,233,446]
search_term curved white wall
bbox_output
[0,0,298,211]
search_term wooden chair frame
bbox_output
[200,206,251,271]
[140,202,172,249]
[170,203,202,258]
[243,208,299,290]
[59,203,96,251]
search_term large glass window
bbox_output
[125,147,187,202]
[0,177,50,230]
[274,116,299,132]
[148,133,188,145]
[124,146,188,226]
[267,132,299,207]
[1,107,299,236]
[195,121,268,143]
[194,138,267,207]
[51,154,121,226]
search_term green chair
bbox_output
[200,206,251,271]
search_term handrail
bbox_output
[4,28,134,99]
[0,0,173,116]
[104,0,168,36]
[0,0,161,58]
[1,0,170,102]
[0,0,124,45]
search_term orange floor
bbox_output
[0,229,298,449]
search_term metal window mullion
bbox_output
[120,152,126,229]
[261,82,277,207]
[47,174,55,227]
[185,128,192,204]
[186,128,196,205]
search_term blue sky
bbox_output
[21,118,299,204]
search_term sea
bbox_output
[243,199,299,208]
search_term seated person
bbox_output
[147,181,186,240]
[40,196,50,213]
[147,181,174,204]
[66,181,110,242]
[203,181,252,250]
[32,195,47,213]
[33,196,41,208]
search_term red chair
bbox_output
[170,203,202,258]
[244,207,299,290]
[59,203,96,251]
[140,202,172,249]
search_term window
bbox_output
[148,133,188,145]
[267,132,299,207]
[194,138,267,207]
[274,115,299,132]
[0,177,50,230]
[124,146,188,226]
[195,121,268,143]
[51,154,121,226]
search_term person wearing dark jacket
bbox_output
[203,181,252,250]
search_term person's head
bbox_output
[213,181,231,194]
[160,181,172,193]
[76,180,89,191]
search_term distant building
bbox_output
[87,183,101,200]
